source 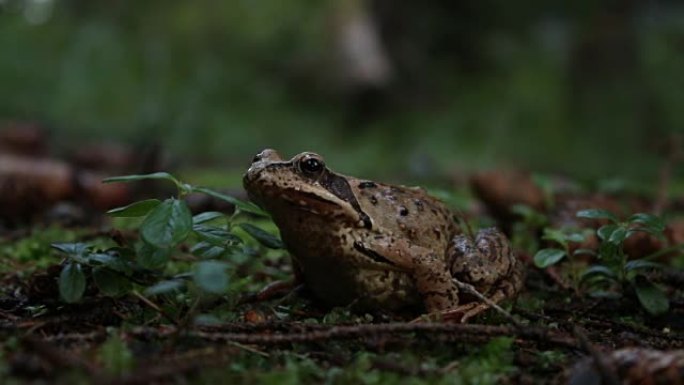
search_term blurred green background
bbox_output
[1,0,683,182]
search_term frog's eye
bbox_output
[298,155,325,175]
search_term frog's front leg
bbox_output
[446,227,524,321]
[353,236,459,312]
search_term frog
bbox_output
[243,149,524,321]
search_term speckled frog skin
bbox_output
[243,149,523,319]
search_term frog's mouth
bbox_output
[275,185,373,230]
[280,188,344,211]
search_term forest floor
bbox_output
[1,143,683,385]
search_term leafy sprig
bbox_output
[54,172,280,304]
[533,208,669,316]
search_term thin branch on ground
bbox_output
[131,290,178,326]
[119,322,578,349]
[452,278,523,327]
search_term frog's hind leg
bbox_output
[353,237,460,312]
[443,228,524,322]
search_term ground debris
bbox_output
[566,347,684,385]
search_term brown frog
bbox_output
[243,149,524,321]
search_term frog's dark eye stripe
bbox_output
[320,173,372,229]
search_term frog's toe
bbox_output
[440,302,484,323]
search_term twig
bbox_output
[543,266,571,290]
[226,340,270,357]
[125,322,577,349]
[42,330,105,344]
[131,290,178,325]
[451,278,523,327]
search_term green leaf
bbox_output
[533,248,566,268]
[510,204,546,225]
[565,233,586,243]
[510,204,535,218]
[629,213,666,233]
[624,260,663,272]
[587,290,622,300]
[192,186,267,216]
[52,243,90,261]
[193,225,241,247]
[144,280,184,296]
[89,253,133,275]
[136,243,171,270]
[179,183,194,195]
[190,241,228,259]
[103,172,179,185]
[634,277,669,316]
[98,334,133,375]
[239,223,284,249]
[576,209,618,223]
[192,211,225,224]
[104,247,136,261]
[141,199,192,248]
[88,253,117,265]
[194,261,229,294]
[597,224,618,241]
[59,263,86,303]
[572,248,597,257]
[580,265,617,281]
[541,229,567,248]
[93,267,131,297]
[608,227,628,245]
[106,199,161,217]
[628,228,665,240]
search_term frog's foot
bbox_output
[409,297,502,323]
[439,303,482,323]
[440,301,494,323]
[239,280,299,304]
[440,286,512,323]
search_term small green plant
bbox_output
[52,243,134,302]
[53,172,281,307]
[534,208,669,316]
[510,204,549,254]
[576,209,668,315]
[532,227,588,269]
[532,226,590,287]
[98,332,134,376]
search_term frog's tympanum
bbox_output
[243,149,524,321]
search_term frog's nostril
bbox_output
[253,148,283,163]
[252,149,271,162]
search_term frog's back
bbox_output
[350,178,458,250]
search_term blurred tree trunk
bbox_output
[332,0,393,126]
